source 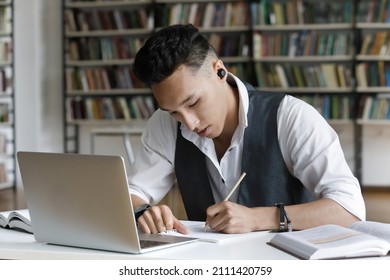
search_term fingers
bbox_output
[173,218,189,234]
[205,201,249,234]
[205,202,232,232]
[137,205,187,234]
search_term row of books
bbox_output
[359,31,390,55]
[67,33,250,62]
[64,8,152,32]
[358,94,390,119]
[66,96,156,121]
[155,2,249,28]
[0,102,9,123]
[0,68,11,92]
[67,37,144,61]
[357,0,390,23]
[65,67,143,91]
[0,6,11,33]
[208,33,250,57]
[253,31,353,58]
[356,62,390,87]
[300,95,353,120]
[0,132,7,154]
[251,0,352,26]
[0,39,11,63]
[65,63,255,93]
[0,162,8,184]
[255,63,352,88]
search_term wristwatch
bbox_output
[134,203,151,221]
[275,203,292,232]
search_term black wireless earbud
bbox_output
[217,69,226,79]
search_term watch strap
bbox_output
[275,202,292,232]
[134,204,151,221]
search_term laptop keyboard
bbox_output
[140,239,168,249]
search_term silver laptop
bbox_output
[16,151,197,254]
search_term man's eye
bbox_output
[189,100,199,107]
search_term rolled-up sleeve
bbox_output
[277,95,366,221]
[127,110,178,205]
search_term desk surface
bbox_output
[0,228,295,260]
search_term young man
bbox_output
[129,24,365,234]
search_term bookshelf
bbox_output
[62,0,357,160]
[250,0,359,176]
[60,0,390,184]
[355,0,390,123]
[354,0,390,186]
[251,0,356,123]
[0,0,14,190]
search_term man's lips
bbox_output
[196,126,210,137]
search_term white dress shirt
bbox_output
[127,74,366,221]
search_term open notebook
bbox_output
[17,151,197,254]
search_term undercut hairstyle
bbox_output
[133,24,217,86]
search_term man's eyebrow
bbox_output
[159,94,195,112]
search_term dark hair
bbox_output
[133,24,216,86]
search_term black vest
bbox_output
[174,87,314,221]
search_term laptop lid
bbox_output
[17,151,197,254]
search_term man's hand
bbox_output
[205,201,257,234]
[137,204,189,234]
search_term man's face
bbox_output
[151,65,228,139]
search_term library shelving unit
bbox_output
[62,0,155,153]
[61,0,358,158]
[353,0,390,185]
[355,0,390,124]
[0,0,14,190]
[251,0,356,124]
[249,0,360,176]
[61,0,390,183]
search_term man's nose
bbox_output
[181,112,199,131]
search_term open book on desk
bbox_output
[159,220,262,243]
[269,221,390,260]
[0,209,32,234]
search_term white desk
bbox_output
[0,228,295,260]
